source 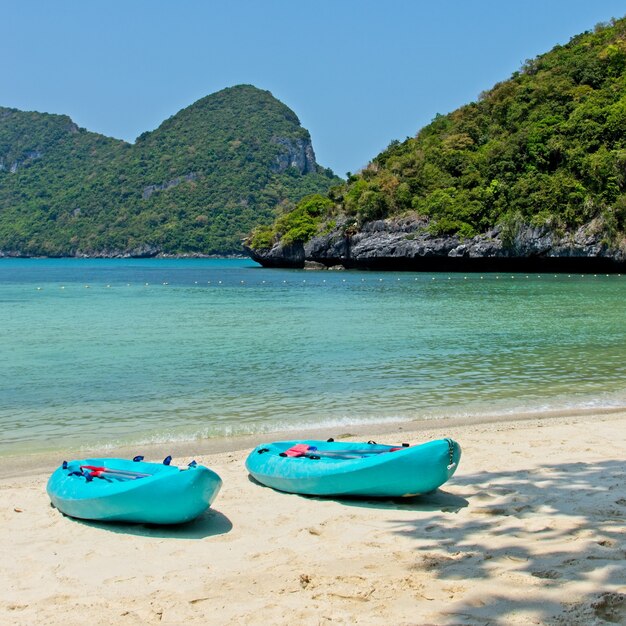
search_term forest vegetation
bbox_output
[0,85,340,256]
[249,18,626,252]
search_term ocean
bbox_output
[1,258,625,458]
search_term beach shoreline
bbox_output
[1,409,625,625]
[1,404,625,479]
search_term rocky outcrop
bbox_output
[246,241,306,267]
[0,150,43,173]
[142,172,198,199]
[271,136,317,174]
[245,217,626,272]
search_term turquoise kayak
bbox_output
[47,457,222,524]
[245,438,461,497]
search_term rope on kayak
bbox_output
[62,461,151,482]
[61,462,150,481]
[278,443,412,460]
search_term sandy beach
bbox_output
[1,410,625,625]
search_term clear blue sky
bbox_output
[2,1,625,176]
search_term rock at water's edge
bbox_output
[244,217,626,272]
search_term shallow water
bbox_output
[1,258,624,456]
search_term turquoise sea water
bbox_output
[1,258,625,457]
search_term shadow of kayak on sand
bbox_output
[247,474,468,513]
[313,489,469,513]
[62,507,233,539]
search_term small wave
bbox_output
[82,393,626,452]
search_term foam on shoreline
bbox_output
[3,404,624,479]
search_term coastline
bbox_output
[2,404,625,479]
[1,408,625,625]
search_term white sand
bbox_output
[1,411,625,625]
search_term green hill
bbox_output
[0,85,340,256]
[247,18,626,262]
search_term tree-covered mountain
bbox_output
[247,18,626,270]
[0,85,340,256]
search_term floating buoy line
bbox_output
[32,272,624,292]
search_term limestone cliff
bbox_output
[245,217,626,272]
[271,136,317,174]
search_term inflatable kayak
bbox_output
[245,438,461,497]
[47,456,222,524]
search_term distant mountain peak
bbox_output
[0,85,341,257]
